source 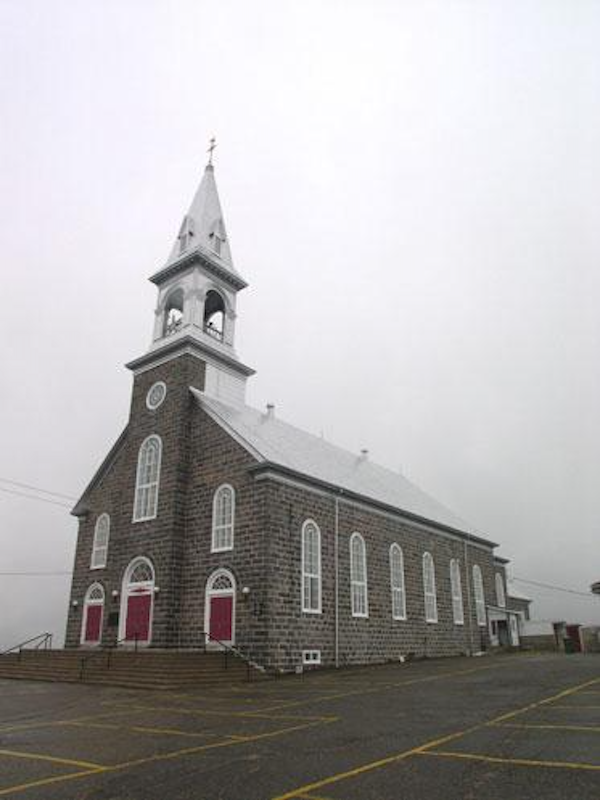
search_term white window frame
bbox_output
[473,565,486,626]
[211,484,235,552]
[301,519,322,614]
[389,543,406,620]
[495,572,506,608]
[450,558,464,625]
[350,532,368,618]
[422,551,438,623]
[133,434,162,522]
[90,513,110,570]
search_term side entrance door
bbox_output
[209,595,233,644]
[125,591,152,643]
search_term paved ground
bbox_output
[0,653,599,799]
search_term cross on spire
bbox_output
[207,136,217,165]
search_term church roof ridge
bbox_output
[192,390,496,547]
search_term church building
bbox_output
[65,156,521,672]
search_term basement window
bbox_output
[302,650,321,666]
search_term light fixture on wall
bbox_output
[71,600,79,608]
[153,586,161,594]
[111,590,119,599]
[241,586,251,602]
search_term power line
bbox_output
[0,477,76,501]
[0,571,72,576]
[511,576,598,599]
[0,486,72,509]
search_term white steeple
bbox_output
[126,145,254,407]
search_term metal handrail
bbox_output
[0,632,52,658]
[79,634,140,680]
[201,631,254,681]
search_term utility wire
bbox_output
[0,486,72,509]
[0,477,76,501]
[511,576,598,599]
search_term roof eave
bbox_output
[249,461,498,549]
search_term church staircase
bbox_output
[0,636,265,690]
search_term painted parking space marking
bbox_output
[0,749,103,771]
[418,750,600,772]
[270,673,600,800]
[0,769,107,799]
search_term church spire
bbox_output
[166,140,235,272]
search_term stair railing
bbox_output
[201,631,254,682]
[79,634,139,680]
[0,632,53,660]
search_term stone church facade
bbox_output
[65,160,520,672]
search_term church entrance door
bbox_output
[81,583,105,646]
[205,569,236,647]
[119,557,155,646]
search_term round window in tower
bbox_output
[146,382,167,411]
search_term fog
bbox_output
[1,0,599,648]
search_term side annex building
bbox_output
[65,160,521,672]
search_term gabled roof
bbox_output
[193,390,496,546]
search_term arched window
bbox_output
[473,565,486,626]
[163,288,184,336]
[450,559,464,625]
[495,573,506,608]
[90,513,110,569]
[203,289,225,341]
[133,435,162,522]
[390,544,406,620]
[422,552,438,623]
[350,533,368,617]
[211,484,235,551]
[301,520,321,613]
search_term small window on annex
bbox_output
[163,288,184,336]
[495,573,506,608]
[212,484,235,551]
[203,290,225,341]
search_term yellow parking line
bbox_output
[537,703,600,710]
[270,673,600,799]
[105,700,336,724]
[0,748,104,770]
[494,721,600,734]
[419,750,600,771]
[0,769,106,798]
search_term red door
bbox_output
[210,596,233,642]
[84,605,102,643]
[125,592,152,642]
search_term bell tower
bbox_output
[126,148,254,406]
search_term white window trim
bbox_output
[146,381,167,411]
[211,483,235,553]
[90,513,110,570]
[390,543,407,621]
[473,565,487,626]
[301,519,322,614]
[450,558,464,625]
[132,434,162,523]
[350,532,369,618]
[118,556,155,646]
[495,572,506,608]
[80,582,105,646]
[423,551,438,624]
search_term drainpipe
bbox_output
[334,494,340,668]
[464,538,474,657]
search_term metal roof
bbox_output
[193,390,494,544]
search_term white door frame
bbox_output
[80,583,105,647]
[204,568,236,648]
[118,556,155,646]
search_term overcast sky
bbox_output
[1,0,599,648]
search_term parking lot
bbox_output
[0,653,599,799]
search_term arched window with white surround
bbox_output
[422,552,438,623]
[301,520,322,613]
[473,565,486,626]
[212,484,235,552]
[390,544,406,620]
[133,435,162,522]
[450,559,464,625]
[350,533,368,618]
[495,573,506,608]
[90,513,110,569]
